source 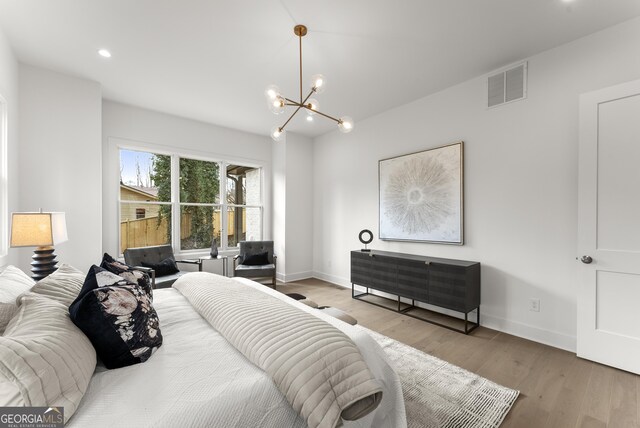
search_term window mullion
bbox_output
[171,155,181,253]
[220,161,228,250]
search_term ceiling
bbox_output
[0,0,639,139]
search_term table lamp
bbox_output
[10,211,68,280]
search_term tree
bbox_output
[150,155,220,249]
[149,155,172,242]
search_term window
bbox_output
[119,148,262,255]
[119,149,172,254]
[179,157,220,250]
[0,95,7,261]
[226,164,262,246]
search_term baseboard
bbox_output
[278,271,314,283]
[310,270,576,353]
[311,270,350,288]
[480,313,576,352]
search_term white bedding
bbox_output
[69,277,406,428]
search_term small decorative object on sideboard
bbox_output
[351,249,480,334]
[358,229,373,252]
[210,237,218,258]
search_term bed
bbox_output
[66,274,407,428]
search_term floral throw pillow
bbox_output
[100,253,153,300]
[69,265,162,369]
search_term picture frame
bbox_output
[379,141,464,244]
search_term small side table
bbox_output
[198,255,229,277]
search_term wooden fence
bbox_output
[120,211,244,253]
[120,216,169,253]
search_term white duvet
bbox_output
[69,277,406,428]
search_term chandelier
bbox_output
[265,25,354,141]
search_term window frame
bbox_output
[222,161,263,249]
[117,144,264,257]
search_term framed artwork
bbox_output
[379,141,464,244]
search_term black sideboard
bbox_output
[350,250,480,334]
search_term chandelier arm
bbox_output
[285,88,315,108]
[279,105,303,132]
[285,93,342,123]
[305,108,341,123]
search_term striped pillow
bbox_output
[30,264,84,307]
[0,265,35,334]
[0,293,96,422]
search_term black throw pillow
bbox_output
[141,257,179,277]
[69,265,163,370]
[101,253,153,300]
[242,252,270,266]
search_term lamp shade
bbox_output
[10,212,68,247]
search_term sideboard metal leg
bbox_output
[465,312,469,334]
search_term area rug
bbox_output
[359,325,519,428]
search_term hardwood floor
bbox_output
[275,278,640,428]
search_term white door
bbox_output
[577,79,640,374]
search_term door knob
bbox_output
[580,255,593,264]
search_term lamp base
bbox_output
[30,246,59,281]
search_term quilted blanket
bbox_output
[173,272,383,428]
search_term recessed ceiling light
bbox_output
[561,0,575,3]
[306,115,313,122]
[98,49,112,58]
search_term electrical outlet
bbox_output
[529,298,540,312]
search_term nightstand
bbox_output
[198,255,229,277]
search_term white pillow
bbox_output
[0,293,96,422]
[0,265,35,334]
[0,304,18,335]
[0,265,35,301]
[30,264,84,307]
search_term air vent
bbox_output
[487,62,527,108]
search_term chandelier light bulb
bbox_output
[338,116,354,133]
[264,84,280,101]
[271,126,285,141]
[268,96,286,115]
[310,74,325,94]
[306,99,319,115]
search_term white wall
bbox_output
[0,24,18,268]
[272,136,287,277]
[102,101,273,273]
[312,17,640,351]
[18,65,102,272]
[285,133,314,280]
[272,133,314,282]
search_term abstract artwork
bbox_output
[379,142,464,244]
